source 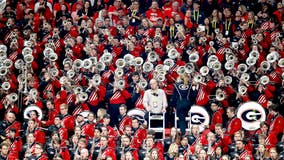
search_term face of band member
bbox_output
[150,79,158,90]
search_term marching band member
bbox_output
[59,103,75,132]
[48,116,68,142]
[209,101,224,131]
[131,117,147,149]
[267,104,284,138]
[117,104,132,135]
[225,107,242,137]
[0,112,21,140]
[97,135,116,160]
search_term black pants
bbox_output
[176,99,191,136]
[107,103,121,127]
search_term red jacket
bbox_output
[226,116,242,136]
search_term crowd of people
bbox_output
[0,0,284,159]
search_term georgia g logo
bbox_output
[188,105,210,132]
[237,101,266,131]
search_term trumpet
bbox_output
[115,58,126,68]
[79,92,88,102]
[237,64,248,73]
[200,66,209,76]
[260,61,270,71]
[238,85,247,95]
[209,41,214,47]
[155,64,164,72]
[24,40,33,48]
[188,52,199,63]
[144,46,152,53]
[83,58,92,69]
[7,93,18,102]
[224,76,232,85]
[24,54,34,63]
[114,68,124,77]
[29,88,38,98]
[225,53,235,61]
[142,62,153,73]
[67,70,75,79]
[1,82,10,90]
[260,75,269,85]
[168,48,178,59]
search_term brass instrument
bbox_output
[224,76,232,85]
[49,67,59,77]
[79,92,88,102]
[3,59,13,68]
[193,74,203,83]
[212,61,222,71]
[29,88,38,98]
[7,93,18,102]
[238,85,247,95]
[246,57,256,66]
[59,76,67,85]
[138,79,148,89]
[73,86,83,95]
[216,90,226,101]
[63,58,73,66]
[115,79,125,89]
[260,61,270,71]
[115,58,126,68]
[83,58,92,69]
[249,50,259,59]
[168,48,178,59]
[96,62,106,72]
[185,63,195,74]
[43,47,54,58]
[48,52,58,62]
[199,66,209,76]
[266,52,278,63]
[225,60,234,70]
[142,62,153,73]
[67,70,75,79]
[260,75,269,85]
[24,54,34,64]
[278,58,284,68]
[22,47,33,56]
[240,73,250,82]
[92,74,101,86]
[73,59,83,70]
[237,64,248,73]
[134,57,144,66]
[114,68,124,77]
[0,66,7,76]
[156,74,165,82]
[163,58,174,68]
[1,82,10,90]
[124,54,134,65]
[147,52,158,62]
[188,52,199,63]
